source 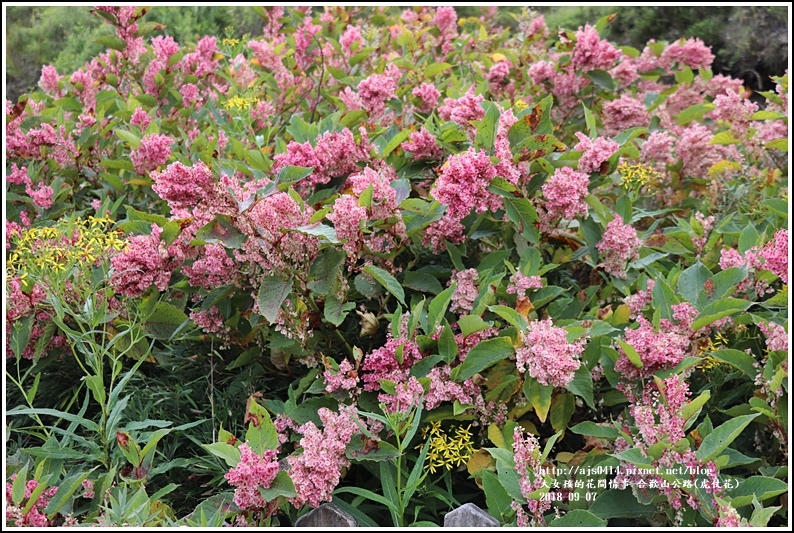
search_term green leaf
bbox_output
[749,109,784,120]
[334,486,400,514]
[194,214,247,248]
[276,165,313,185]
[258,470,297,500]
[363,265,406,306]
[10,314,35,360]
[682,389,711,422]
[144,302,189,340]
[570,421,619,440]
[245,397,279,455]
[582,103,597,138]
[504,197,539,242]
[709,131,741,145]
[691,298,751,331]
[427,285,455,331]
[324,294,355,327]
[7,407,100,432]
[764,138,788,152]
[651,275,678,319]
[347,439,401,462]
[424,62,453,78]
[451,336,514,381]
[293,223,339,244]
[709,349,758,378]
[482,470,513,519]
[677,261,711,308]
[11,464,28,505]
[115,129,141,148]
[589,489,657,519]
[567,364,595,410]
[584,69,615,91]
[474,101,501,155]
[308,248,346,296]
[381,129,410,157]
[738,224,760,254]
[616,339,643,368]
[696,413,760,461]
[438,324,458,364]
[488,305,529,331]
[727,476,788,508]
[95,34,127,51]
[550,509,607,527]
[676,103,715,125]
[402,271,443,295]
[524,378,553,423]
[550,392,575,432]
[257,276,293,324]
[202,442,241,468]
[458,315,490,337]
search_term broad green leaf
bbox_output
[474,101,501,155]
[144,302,189,340]
[727,476,788,508]
[550,392,575,432]
[308,248,346,296]
[488,305,529,331]
[458,314,490,337]
[589,489,657,519]
[115,129,141,148]
[651,275,678,319]
[584,69,615,91]
[11,464,28,505]
[424,62,453,78]
[257,276,293,324]
[258,471,297,500]
[245,397,279,455]
[696,413,760,461]
[524,378,553,423]
[402,271,443,295]
[363,265,406,306]
[691,298,752,331]
[10,314,34,360]
[676,103,715,125]
[677,261,711,308]
[451,336,514,381]
[708,349,758,379]
[293,223,339,244]
[566,364,595,410]
[95,34,127,51]
[438,324,458,363]
[682,389,711,422]
[550,509,607,527]
[324,294,354,327]
[570,421,618,440]
[202,442,241,467]
[616,339,643,368]
[276,165,313,185]
[194,214,247,248]
[709,131,741,145]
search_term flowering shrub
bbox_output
[5,5,789,528]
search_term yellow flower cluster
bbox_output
[618,162,663,190]
[697,332,732,371]
[420,421,475,474]
[222,95,259,112]
[221,37,240,47]
[7,216,126,281]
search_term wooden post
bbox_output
[443,502,500,527]
[294,502,358,527]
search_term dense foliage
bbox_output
[4,5,789,528]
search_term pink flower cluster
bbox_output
[225,442,280,511]
[273,127,373,191]
[448,268,480,315]
[759,229,788,283]
[516,318,584,387]
[379,376,425,413]
[614,316,690,379]
[570,24,622,72]
[412,83,441,113]
[601,95,650,136]
[541,167,591,221]
[433,148,501,220]
[288,405,362,508]
[574,132,619,174]
[438,86,485,134]
[151,161,214,218]
[660,37,715,70]
[506,272,543,298]
[596,215,641,278]
[357,73,397,116]
[759,321,788,353]
[5,477,58,527]
[110,224,181,297]
[360,333,423,392]
[512,427,551,516]
[324,358,358,394]
[131,133,173,175]
[423,365,479,410]
[402,128,443,160]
